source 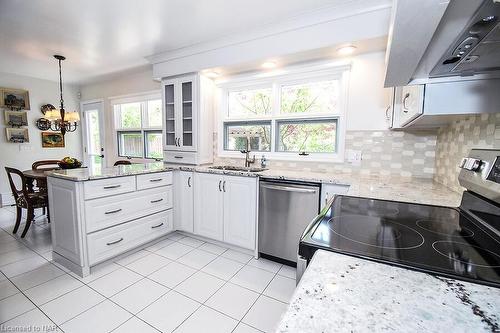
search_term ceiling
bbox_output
[0,0,356,84]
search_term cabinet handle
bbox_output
[174,137,178,146]
[402,93,410,113]
[105,208,122,215]
[187,176,191,187]
[106,238,123,245]
[151,223,164,229]
[150,198,164,203]
[103,184,121,189]
[149,178,163,182]
[223,180,226,192]
[218,180,222,192]
[385,105,391,120]
[174,156,184,159]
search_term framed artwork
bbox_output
[0,88,30,110]
[41,131,65,148]
[6,127,29,143]
[4,110,28,126]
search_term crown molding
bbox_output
[146,0,391,65]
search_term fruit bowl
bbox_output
[58,157,82,169]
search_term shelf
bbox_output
[166,131,175,134]
[183,131,193,134]
[182,100,192,103]
[166,118,175,121]
[183,117,192,120]
[165,102,174,105]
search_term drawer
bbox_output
[163,151,197,164]
[137,171,173,190]
[85,186,173,233]
[87,210,173,265]
[84,176,136,200]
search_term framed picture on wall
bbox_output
[6,127,29,143]
[41,131,65,148]
[4,110,28,126]
[0,88,30,110]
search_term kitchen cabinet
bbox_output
[175,171,194,233]
[162,74,214,165]
[397,85,425,127]
[194,172,257,250]
[193,172,224,241]
[223,176,257,250]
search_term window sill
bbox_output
[217,151,345,163]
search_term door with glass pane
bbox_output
[178,75,197,151]
[163,79,178,150]
[81,101,105,169]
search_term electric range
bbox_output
[297,149,500,288]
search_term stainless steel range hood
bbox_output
[385,0,500,87]
[429,0,500,78]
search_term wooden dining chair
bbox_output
[32,160,61,170]
[5,167,49,238]
[114,160,132,166]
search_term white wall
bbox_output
[0,72,82,206]
[346,51,392,131]
[79,67,160,167]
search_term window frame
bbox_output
[111,92,163,161]
[217,62,350,162]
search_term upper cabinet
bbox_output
[162,74,214,165]
[388,79,500,129]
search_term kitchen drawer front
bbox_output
[137,171,173,190]
[87,210,173,265]
[84,176,136,200]
[163,151,197,164]
[85,186,173,233]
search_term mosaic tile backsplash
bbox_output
[434,113,500,193]
[214,130,438,178]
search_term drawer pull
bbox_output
[106,238,123,245]
[151,223,164,229]
[150,198,164,203]
[103,184,121,189]
[104,208,122,215]
[174,156,184,159]
[149,178,163,182]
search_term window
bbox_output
[219,65,348,161]
[114,94,162,160]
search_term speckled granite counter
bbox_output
[278,250,500,333]
[46,162,173,181]
[48,162,462,207]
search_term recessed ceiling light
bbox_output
[204,71,220,78]
[261,61,277,69]
[337,45,357,56]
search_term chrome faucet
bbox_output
[241,137,255,168]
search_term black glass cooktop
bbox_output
[299,194,500,288]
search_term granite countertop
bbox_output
[46,162,173,181]
[278,250,500,333]
[48,162,463,207]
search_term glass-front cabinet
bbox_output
[162,75,197,151]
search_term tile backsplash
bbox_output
[214,130,438,178]
[434,113,500,193]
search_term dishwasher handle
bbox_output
[261,184,318,194]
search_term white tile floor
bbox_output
[0,206,296,333]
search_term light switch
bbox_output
[346,149,362,166]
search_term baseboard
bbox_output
[0,192,14,207]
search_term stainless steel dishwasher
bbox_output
[258,179,320,264]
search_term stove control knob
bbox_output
[465,158,482,172]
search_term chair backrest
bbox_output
[4,167,28,200]
[32,160,61,170]
[114,160,132,166]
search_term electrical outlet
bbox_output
[346,149,362,166]
[19,144,33,151]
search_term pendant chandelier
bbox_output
[44,55,80,136]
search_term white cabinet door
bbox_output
[177,171,194,232]
[194,173,223,241]
[178,75,198,152]
[398,85,424,126]
[163,78,179,150]
[223,176,257,250]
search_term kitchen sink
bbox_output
[209,165,268,172]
